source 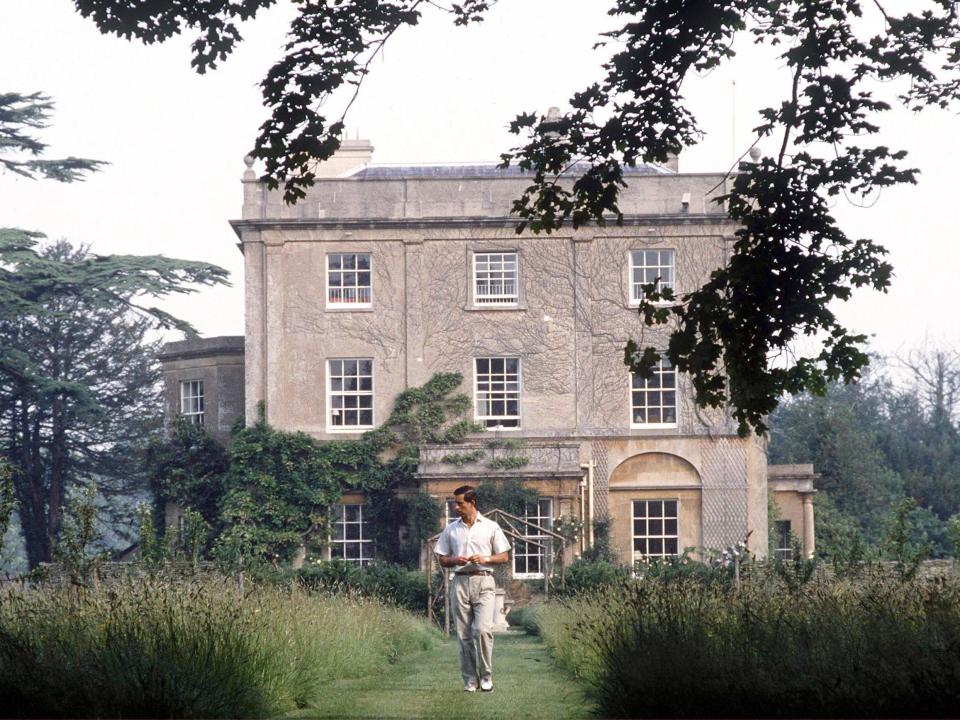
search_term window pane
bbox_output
[631,360,677,426]
[475,357,520,428]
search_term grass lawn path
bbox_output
[295,632,595,719]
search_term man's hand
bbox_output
[438,555,470,567]
[467,554,487,565]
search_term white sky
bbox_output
[3,0,958,359]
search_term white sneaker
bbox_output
[464,682,478,693]
[480,678,493,692]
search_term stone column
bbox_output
[802,494,815,558]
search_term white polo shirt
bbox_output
[435,512,511,573]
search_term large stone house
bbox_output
[160,139,817,574]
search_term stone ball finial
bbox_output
[748,146,762,162]
[243,154,256,180]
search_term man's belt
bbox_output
[454,570,492,576]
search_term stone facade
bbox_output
[769,464,818,558]
[158,336,245,444]
[221,141,785,565]
[158,336,244,533]
[158,142,817,569]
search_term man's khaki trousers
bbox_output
[454,574,496,685]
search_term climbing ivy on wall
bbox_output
[146,373,479,567]
[144,415,229,534]
[475,478,540,518]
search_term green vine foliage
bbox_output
[213,417,343,566]
[144,415,229,532]
[366,491,443,567]
[487,456,529,470]
[475,478,539,517]
[487,438,523,450]
[440,450,484,466]
[146,373,474,568]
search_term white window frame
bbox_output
[444,498,459,526]
[326,252,372,308]
[474,357,521,430]
[774,520,793,560]
[180,380,205,426]
[629,248,675,306]
[472,251,519,306]
[326,358,375,432]
[632,499,680,564]
[513,498,554,579]
[630,359,678,429]
[329,503,374,565]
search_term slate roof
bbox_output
[348,161,671,180]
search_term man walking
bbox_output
[435,485,511,693]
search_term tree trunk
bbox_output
[47,394,67,547]
[10,394,52,568]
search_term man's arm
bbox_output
[467,551,509,566]
[437,554,470,568]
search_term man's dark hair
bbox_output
[454,485,478,507]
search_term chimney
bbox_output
[664,151,679,173]
[313,138,375,178]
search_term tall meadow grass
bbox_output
[0,574,435,718]
[539,569,960,717]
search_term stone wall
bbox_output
[158,336,245,444]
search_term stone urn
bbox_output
[492,588,512,633]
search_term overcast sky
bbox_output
[3,1,958,360]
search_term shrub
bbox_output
[505,604,541,635]
[539,572,960,718]
[553,558,631,597]
[295,560,433,614]
[0,575,435,718]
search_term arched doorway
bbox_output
[608,452,703,566]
